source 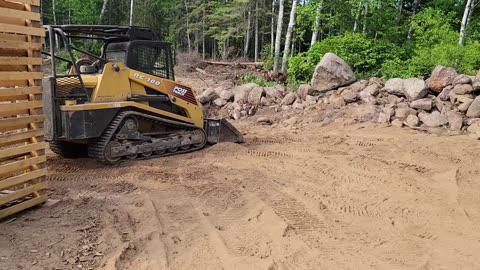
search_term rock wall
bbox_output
[197,53,480,139]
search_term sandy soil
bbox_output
[2,118,480,270]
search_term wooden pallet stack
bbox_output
[0,0,47,219]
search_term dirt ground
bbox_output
[2,118,480,270]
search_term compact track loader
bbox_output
[42,25,243,164]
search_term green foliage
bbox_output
[241,73,276,87]
[288,32,402,83]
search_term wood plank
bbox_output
[2,0,40,7]
[0,80,28,87]
[0,71,42,80]
[0,155,45,177]
[0,168,46,190]
[0,181,47,205]
[0,56,42,66]
[0,141,46,160]
[0,100,42,117]
[0,129,44,147]
[0,0,25,10]
[0,7,40,21]
[0,115,44,132]
[0,23,44,37]
[0,195,47,219]
[0,40,41,50]
[0,86,42,96]
[0,16,25,27]
[0,32,27,41]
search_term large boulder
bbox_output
[426,66,458,93]
[403,78,428,101]
[218,90,234,101]
[231,83,258,103]
[311,53,356,92]
[264,85,283,101]
[247,86,265,105]
[282,92,298,106]
[466,96,480,118]
[198,89,218,104]
[213,98,227,107]
[395,107,417,120]
[446,111,463,131]
[383,78,405,96]
[418,111,448,127]
[297,84,314,100]
[451,84,473,95]
[406,115,420,127]
[452,74,472,86]
[410,98,433,111]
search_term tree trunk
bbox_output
[129,0,134,26]
[271,0,276,55]
[254,1,259,62]
[407,0,420,40]
[273,0,284,73]
[459,0,475,45]
[281,0,297,73]
[310,0,324,47]
[184,0,191,51]
[362,2,368,34]
[52,0,57,25]
[244,8,252,58]
[98,0,109,24]
[202,3,206,60]
[353,2,362,32]
[397,0,403,24]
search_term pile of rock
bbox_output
[196,52,480,138]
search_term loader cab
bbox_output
[104,40,175,80]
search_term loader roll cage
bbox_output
[42,25,175,101]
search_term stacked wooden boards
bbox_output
[0,0,47,219]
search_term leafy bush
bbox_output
[288,32,402,83]
[241,73,276,87]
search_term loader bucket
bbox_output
[204,118,245,144]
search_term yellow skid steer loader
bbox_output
[42,25,243,164]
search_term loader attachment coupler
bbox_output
[205,119,245,144]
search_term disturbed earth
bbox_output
[2,118,480,270]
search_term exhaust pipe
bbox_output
[204,119,244,144]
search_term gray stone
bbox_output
[395,107,417,120]
[261,97,272,106]
[297,84,313,100]
[331,96,346,108]
[306,95,319,105]
[467,96,480,118]
[410,98,433,111]
[351,105,382,122]
[213,98,227,107]
[369,77,384,87]
[418,111,448,127]
[391,119,404,127]
[467,122,480,138]
[231,83,258,103]
[232,109,242,120]
[473,81,480,91]
[458,98,474,112]
[452,84,473,95]
[364,83,381,96]
[404,78,428,101]
[292,101,305,110]
[256,117,272,125]
[281,92,297,105]
[218,90,234,101]
[387,95,401,104]
[439,85,454,101]
[264,86,283,100]
[446,111,463,131]
[406,115,420,127]
[359,90,375,103]
[383,78,405,96]
[347,80,369,92]
[311,53,356,92]
[453,74,472,86]
[247,86,265,105]
[341,89,360,103]
[467,118,480,125]
[198,89,218,104]
[427,66,458,93]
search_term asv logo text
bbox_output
[173,86,188,96]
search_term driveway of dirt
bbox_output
[2,120,480,270]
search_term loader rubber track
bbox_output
[88,110,207,165]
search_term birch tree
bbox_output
[281,0,297,73]
[459,0,475,45]
[407,0,420,40]
[98,0,109,24]
[310,0,324,47]
[254,0,259,62]
[271,0,277,55]
[244,7,252,58]
[273,0,284,73]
